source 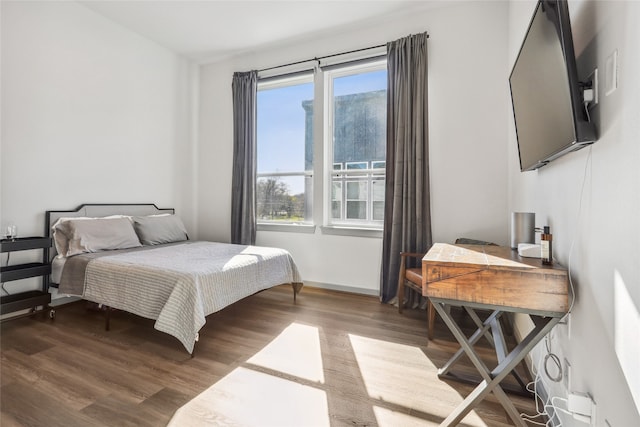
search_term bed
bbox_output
[46,204,303,354]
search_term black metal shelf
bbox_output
[0,262,51,282]
[0,290,51,315]
[1,236,53,319]
[1,237,52,252]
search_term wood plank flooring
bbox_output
[1,285,543,427]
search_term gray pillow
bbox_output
[133,214,188,245]
[58,217,142,257]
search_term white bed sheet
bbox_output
[59,241,302,353]
[51,256,66,285]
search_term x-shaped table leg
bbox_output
[431,298,561,426]
[437,308,529,394]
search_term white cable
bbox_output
[521,416,551,426]
[1,253,10,295]
[552,396,569,408]
[521,344,576,426]
[531,147,594,427]
[583,99,592,122]
[525,209,585,422]
[545,397,574,425]
[564,146,592,321]
[521,353,558,426]
[545,403,574,418]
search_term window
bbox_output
[257,74,314,224]
[326,62,387,227]
[257,59,387,231]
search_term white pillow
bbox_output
[52,216,92,257]
[53,216,140,257]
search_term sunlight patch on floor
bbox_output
[247,322,325,383]
[373,406,440,426]
[167,366,329,427]
[349,334,489,426]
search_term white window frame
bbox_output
[255,57,387,237]
[256,73,314,226]
[323,59,387,230]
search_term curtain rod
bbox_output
[258,43,387,73]
[258,32,430,73]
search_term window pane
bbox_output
[257,82,314,174]
[334,69,387,97]
[256,64,387,229]
[372,180,385,201]
[372,180,385,221]
[330,66,387,226]
[332,69,386,168]
[372,161,386,177]
[257,78,313,225]
[331,182,342,219]
[332,201,342,219]
[332,182,342,201]
[372,202,385,221]
[345,181,367,221]
[346,162,367,170]
[346,201,366,219]
[346,181,367,200]
[256,176,311,223]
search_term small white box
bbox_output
[518,243,541,258]
[568,392,594,417]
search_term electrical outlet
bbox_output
[567,392,590,414]
[568,392,597,425]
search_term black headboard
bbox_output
[45,203,175,261]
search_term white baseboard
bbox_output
[303,281,380,297]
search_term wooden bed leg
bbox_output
[191,333,199,359]
[292,282,303,303]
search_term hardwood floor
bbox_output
[1,286,542,426]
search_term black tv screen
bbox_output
[510,0,596,171]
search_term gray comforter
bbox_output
[58,241,302,353]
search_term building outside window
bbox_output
[257,59,387,230]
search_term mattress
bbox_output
[57,241,302,353]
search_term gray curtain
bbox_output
[380,33,432,303]
[231,71,258,245]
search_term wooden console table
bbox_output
[422,243,569,426]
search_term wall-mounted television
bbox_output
[509,0,596,172]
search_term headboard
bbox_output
[45,203,175,261]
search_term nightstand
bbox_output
[0,236,53,319]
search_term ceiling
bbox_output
[78,0,449,63]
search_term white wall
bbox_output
[1,1,197,296]
[508,1,640,425]
[198,1,510,293]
